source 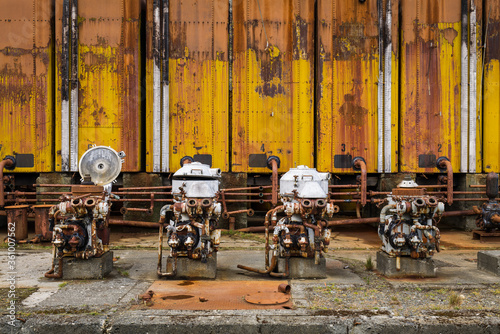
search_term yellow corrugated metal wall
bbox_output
[399,0,462,173]
[316,0,384,173]
[55,0,141,172]
[483,0,500,172]
[0,0,53,172]
[145,0,229,172]
[231,0,315,173]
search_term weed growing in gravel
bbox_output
[365,256,373,271]
[58,282,68,288]
[448,291,464,308]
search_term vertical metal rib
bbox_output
[61,0,70,171]
[70,0,79,172]
[161,0,169,172]
[383,0,392,173]
[152,0,161,172]
[460,0,469,172]
[377,0,384,172]
[469,0,477,173]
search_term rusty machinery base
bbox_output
[376,251,437,278]
[161,254,217,280]
[276,256,327,279]
[49,251,114,280]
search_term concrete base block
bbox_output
[62,251,113,279]
[165,253,217,279]
[276,257,326,279]
[376,251,436,278]
[478,251,500,276]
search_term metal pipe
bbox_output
[221,192,270,197]
[0,157,16,206]
[329,191,361,196]
[328,217,380,226]
[438,158,454,205]
[45,251,63,279]
[353,158,367,206]
[221,186,270,192]
[270,158,279,206]
[441,210,476,217]
[222,209,254,219]
[328,184,360,189]
[118,186,172,191]
[108,219,160,228]
[157,222,177,278]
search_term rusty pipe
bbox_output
[108,219,160,228]
[157,222,177,278]
[270,158,279,206]
[437,157,453,205]
[269,256,289,278]
[222,208,255,219]
[118,186,172,191]
[328,217,381,226]
[45,250,63,279]
[0,157,16,207]
[220,186,270,192]
[237,250,279,275]
[352,157,367,206]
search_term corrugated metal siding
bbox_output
[399,0,462,173]
[55,0,141,172]
[145,0,229,172]
[483,0,500,172]
[231,0,314,173]
[317,0,381,173]
[0,0,54,172]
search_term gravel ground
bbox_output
[306,256,500,318]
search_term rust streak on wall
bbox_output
[317,0,380,173]
[399,0,461,173]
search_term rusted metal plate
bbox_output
[317,0,381,173]
[244,291,290,305]
[483,0,500,172]
[55,0,141,172]
[145,0,229,172]
[399,0,462,173]
[142,280,293,310]
[231,0,315,173]
[0,0,54,172]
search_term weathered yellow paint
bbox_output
[55,0,141,172]
[483,59,500,172]
[232,50,314,173]
[317,0,381,173]
[232,0,315,173]
[399,0,462,173]
[168,57,229,171]
[0,0,53,172]
[145,0,229,172]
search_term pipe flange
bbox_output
[351,156,366,171]
[266,156,281,170]
[179,156,194,167]
[436,156,450,172]
[3,156,16,170]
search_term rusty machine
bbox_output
[157,159,222,278]
[238,164,339,278]
[474,172,500,232]
[45,146,125,278]
[378,175,445,269]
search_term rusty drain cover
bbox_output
[244,291,290,305]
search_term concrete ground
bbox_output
[1,224,500,333]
